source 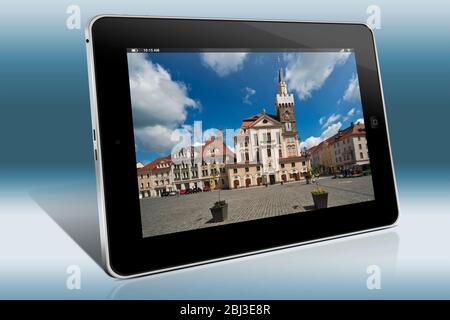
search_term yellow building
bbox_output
[200,134,234,190]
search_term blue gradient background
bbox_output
[0,0,449,299]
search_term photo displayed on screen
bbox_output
[127,49,375,238]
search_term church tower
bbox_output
[275,68,297,135]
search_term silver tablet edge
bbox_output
[85,15,400,279]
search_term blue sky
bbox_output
[127,50,363,164]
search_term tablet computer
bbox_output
[86,16,399,278]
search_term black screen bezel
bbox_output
[89,17,398,277]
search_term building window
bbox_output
[359,144,362,150]
[302,161,306,166]
[245,167,249,172]
[256,166,260,171]
[278,149,282,158]
[254,134,258,146]
[285,122,292,131]
[291,162,295,167]
[140,183,143,189]
[267,132,271,142]
[267,148,271,157]
[360,152,364,159]
[233,168,238,174]
[358,136,361,141]
[276,132,281,144]
[245,152,249,161]
[281,163,285,168]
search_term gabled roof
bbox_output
[307,122,366,153]
[241,113,280,129]
[140,155,171,172]
[202,136,234,157]
[333,123,365,142]
[308,143,323,154]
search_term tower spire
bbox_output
[277,56,283,83]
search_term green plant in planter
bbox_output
[210,189,228,222]
[212,200,227,208]
[311,186,327,195]
[311,184,328,209]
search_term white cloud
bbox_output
[355,118,365,124]
[343,74,361,102]
[343,107,356,121]
[200,52,248,77]
[300,122,343,150]
[300,136,323,150]
[128,54,198,152]
[321,122,342,140]
[242,87,256,105]
[319,117,325,126]
[134,125,180,153]
[284,51,351,100]
[347,107,356,116]
[322,113,341,128]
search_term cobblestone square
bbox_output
[140,175,375,237]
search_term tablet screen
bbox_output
[126,49,375,238]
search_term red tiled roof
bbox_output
[307,123,365,153]
[241,113,279,129]
[308,143,323,154]
[202,136,234,157]
[333,123,365,142]
[140,155,171,171]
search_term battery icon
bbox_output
[131,48,138,53]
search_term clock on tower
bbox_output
[275,68,297,135]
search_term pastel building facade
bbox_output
[137,156,174,198]
[226,68,310,188]
[308,122,370,174]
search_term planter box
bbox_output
[210,203,228,222]
[312,192,328,209]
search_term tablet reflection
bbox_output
[109,230,398,299]
[29,181,103,268]
[28,180,398,299]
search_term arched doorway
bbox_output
[233,180,240,189]
[245,178,251,187]
[281,174,287,182]
[257,176,262,186]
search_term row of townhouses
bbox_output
[137,68,311,198]
[307,121,370,175]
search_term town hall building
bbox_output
[226,68,310,188]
